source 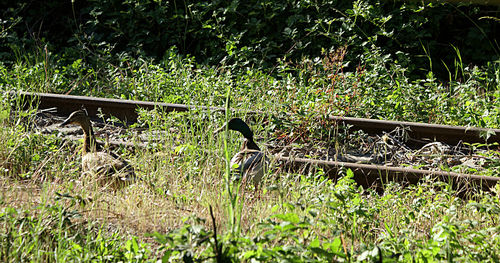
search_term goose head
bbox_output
[60,109,92,131]
[60,109,97,153]
[216,118,260,150]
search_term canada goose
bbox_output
[60,109,135,188]
[216,118,267,188]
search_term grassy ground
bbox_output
[1,49,500,261]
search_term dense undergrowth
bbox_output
[2,115,500,261]
[1,0,500,262]
[2,0,499,78]
[1,95,500,262]
[1,44,500,130]
[1,0,499,128]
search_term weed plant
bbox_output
[1,10,500,261]
[2,90,500,261]
[2,45,499,129]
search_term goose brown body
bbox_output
[60,110,135,187]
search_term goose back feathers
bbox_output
[60,110,135,187]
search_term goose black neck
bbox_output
[245,138,261,151]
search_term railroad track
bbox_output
[18,92,500,144]
[14,92,500,193]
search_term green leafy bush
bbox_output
[1,0,499,78]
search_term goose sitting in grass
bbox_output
[60,109,135,188]
[216,118,267,188]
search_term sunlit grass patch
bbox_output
[0,46,500,261]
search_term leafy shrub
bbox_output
[1,0,499,78]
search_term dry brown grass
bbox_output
[2,110,500,261]
[0,125,283,243]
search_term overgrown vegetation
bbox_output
[2,0,499,77]
[1,0,500,262]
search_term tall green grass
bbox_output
[0,192,151,262]
[1,100,500,261]
[2,45,499,129]
[1,45,500,261]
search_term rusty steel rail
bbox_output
[276,156,500,193]
[14,91,500,192]
[17,91,224,123]
[328,115,500,145]
[18,91,500,145]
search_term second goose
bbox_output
[60,109,135,188]
[217,118,267,188]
